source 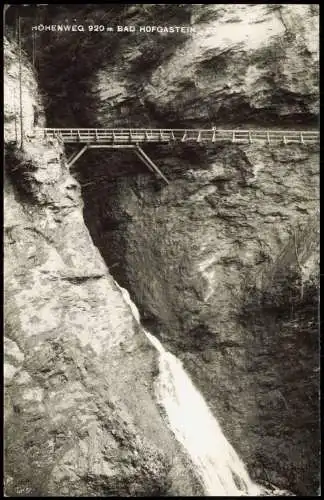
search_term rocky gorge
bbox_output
[4,4,320,497]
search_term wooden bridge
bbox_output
[32,128,319,184]
[36,127,319,145]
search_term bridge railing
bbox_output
[33,128,319,145]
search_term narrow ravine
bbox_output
[4,4,319,495]
[117,283,262,496]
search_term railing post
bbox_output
[95,129,98,142]
[248,131,252,144]
[300,132,304,145]
[232,131,236,143]
[212,129,216,143]
[77,130,81,142]
[181,131,187,142]
[283,135,287,145]
[197,130,201,143]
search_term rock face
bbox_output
[68,4,319,496]
[5,3,320,497]
[80,143,319,496]
[37,4,319,128]
[96,4,319,127]
[4,38,201,497]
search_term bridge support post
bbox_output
[85,144,169,184]
[67,145,88,168]
[135,146,169,184]
[300,132,304,145]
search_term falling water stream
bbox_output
[116,283,262,496]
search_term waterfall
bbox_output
[116,282,262,496]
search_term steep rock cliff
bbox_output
[79,143,319,496]
[5,3,320,497]
[70,5,318,495]
[4,38,201,497]
[37,4,319,128]
[94,4,319,127]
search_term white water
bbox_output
[116,282,261,496]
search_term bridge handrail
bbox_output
[33,128,319,145]
[37,128,319,134]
